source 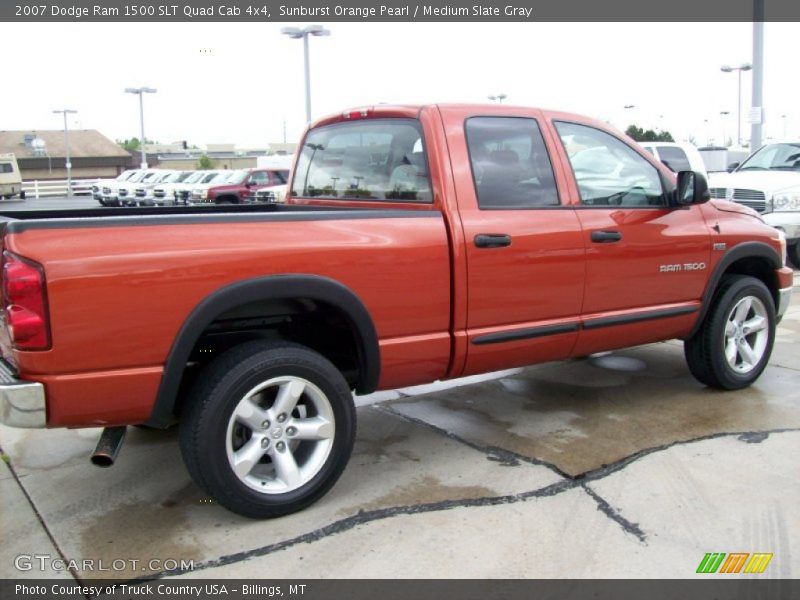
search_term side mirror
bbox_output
[726,162,740,173]
[675,170,711,206]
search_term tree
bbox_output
[118,137,140,152]
[117,137,158,152]
[625,124,674,143]
[196,154,215,169]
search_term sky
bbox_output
[1,21,798,149]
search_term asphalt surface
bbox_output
[0,196,100,211]
[0,194,798,581]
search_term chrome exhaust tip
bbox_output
[90,426,127,468]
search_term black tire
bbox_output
[684,275,775,390]
[788,243,800,270]
[179,341,356,518]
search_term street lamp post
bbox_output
[720,111,731,147]
[124,87,157,168]
[488,94,507,103]
[281,25,331,124]
[622,105,636,130]
[720,63,752,147]
[52,109,77,197]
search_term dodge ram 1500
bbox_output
[0,104,792,518]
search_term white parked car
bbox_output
[116,170,164,205]
[130,170,182,206]
[151,170,201,205]
[96,169,141,205]
[0,154,24,200]
[248,184,288,204]
[708,141,800,268]
[639,142,707,176]
[190,170,233,202]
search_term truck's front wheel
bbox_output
[684,275,775,390]
[179,341,356,518]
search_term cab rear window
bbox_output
[291,119,432,203]
[0,163,13,174]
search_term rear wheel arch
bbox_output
[146,275,380,428]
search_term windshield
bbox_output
[117,170,136,181]
[140,172,161,183]
[184,171,206,184]
[224,170,248,184]
[152,172,175,183]
[208,171,232,183]
[127,171,149,183]
[201,171,224,183]
[738,143,800,171]
[161,171,189,184]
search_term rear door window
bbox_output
[292,119,432,202]
[465,117,559,209]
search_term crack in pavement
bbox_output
[137,478,578,581]
[581,484,646,542]
[138,416,798,581]
[0,443,83,587]
[373,404,575,479]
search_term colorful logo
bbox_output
[697,552,773,574]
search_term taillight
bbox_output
[3,252,50,350]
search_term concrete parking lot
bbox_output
[1,283,798,581]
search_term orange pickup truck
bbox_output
[0,104,792,518]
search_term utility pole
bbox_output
[750,0,764,151]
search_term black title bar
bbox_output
[3,0,799,22]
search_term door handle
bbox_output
[475,234,512,248]
[591,230,622,243]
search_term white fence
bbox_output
[22,178,97,199]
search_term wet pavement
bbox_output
[1,286,798,580]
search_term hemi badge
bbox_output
[713,242,727,251]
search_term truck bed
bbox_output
[0,201,452,426]
[0,202,354,221]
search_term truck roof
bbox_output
[310,103,605,131]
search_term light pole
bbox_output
[52,109,77,197]
[622,105,636,131]
[720,111,731,147]
[488,94,507,103]
[281,25,330,124]
[720,63,752,147]
[124,87,157,168]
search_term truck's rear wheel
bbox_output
[179,341,355,518]
[684,275,775,390]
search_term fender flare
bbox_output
[686,241,781,339]
[146,274,380,428]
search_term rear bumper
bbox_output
[0,360,46,428]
